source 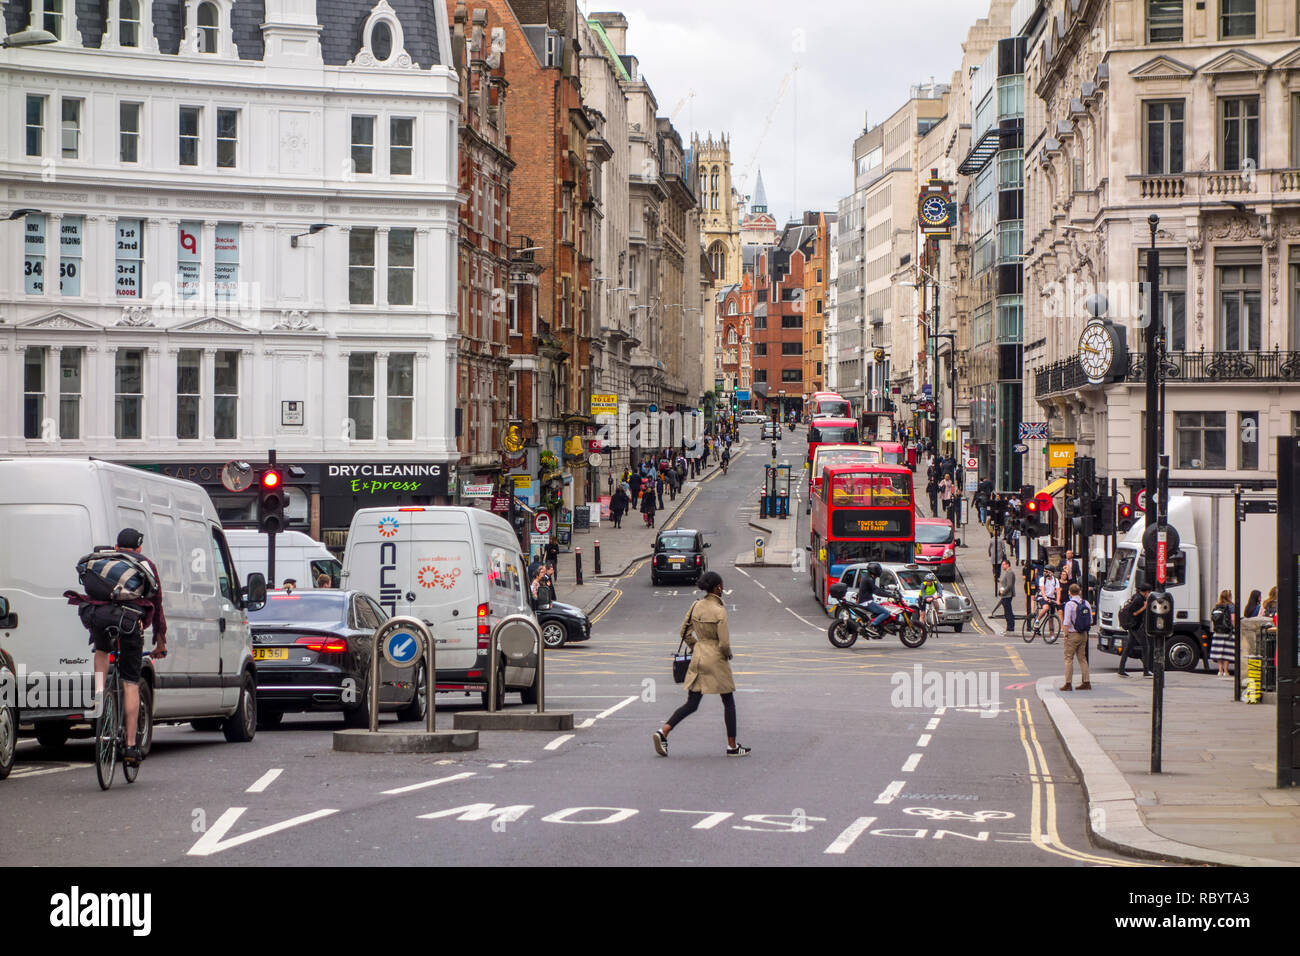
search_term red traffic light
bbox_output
[1118,501,1133,520]
[261,470,282,489]
[1025,499,1040,513]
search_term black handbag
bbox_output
[672,602,698,683]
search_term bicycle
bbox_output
[95,626,148,790]
[1021,603,1061,644]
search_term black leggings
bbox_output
[667,691,737,738]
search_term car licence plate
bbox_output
[254,648,289,661]
[669,557,684,565]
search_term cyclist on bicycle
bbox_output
[92,529,168,767]
[720,445,731,474]
[920,572,943,621]
[855,563,893,639]
[1034,567,1061,629]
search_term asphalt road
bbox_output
[1,426,1145,867]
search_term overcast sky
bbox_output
[579,0,993,220]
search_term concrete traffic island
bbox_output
[332,728,480,753]
[452,711,574,732]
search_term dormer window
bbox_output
[25,0,83,46]
[180,0,235,58]
[348,0,415,69]
[44,0,64,39]
[120,0,139,46]
[371,21,393,61]
[103,0,156,52]
[197,2,219,52]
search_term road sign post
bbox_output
[452,615,574,732]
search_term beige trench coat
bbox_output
[680,594,735,694]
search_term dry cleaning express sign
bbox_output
[326,462,449,498]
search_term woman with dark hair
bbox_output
[653,572,750,757]
[1209,589,1237,679]
[1243,589,1262,620]
[640,485,657,528]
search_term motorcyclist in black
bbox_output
[855,562,893,638]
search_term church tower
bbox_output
[693,133,741,287]
[739,167,778,247]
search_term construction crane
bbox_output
[736,67,795,198]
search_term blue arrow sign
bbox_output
[384,630,420,666]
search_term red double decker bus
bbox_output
[808,391,852,420]
[809,463,915,609]
[806,417,860,465]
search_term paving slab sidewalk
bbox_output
[950,492,1299,866]
[550,450,734,616]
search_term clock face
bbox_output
[1078,320,1114,382]
[920,196,948,227]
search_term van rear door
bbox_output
[406,514,480,671]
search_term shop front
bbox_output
[120,460,320,533]
[320,461,452,549]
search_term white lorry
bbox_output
[226,529,341,589]
[1097,493,1277,671]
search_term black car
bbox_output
[534,598,592,649]
[246,589,425,728]
[651,529,709,585]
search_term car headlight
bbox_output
[943,548,954,558]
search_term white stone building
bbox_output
[1,0,460,541]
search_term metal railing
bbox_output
[1035,348,1300,397]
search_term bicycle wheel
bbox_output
[95,671,119,791]
[1020,612,1035,643]
[1042,614,1061,644]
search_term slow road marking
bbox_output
[246,769,283,793]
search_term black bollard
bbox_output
[575,547,583,586]
[594,540,601,574]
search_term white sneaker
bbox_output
[726,743,751,757]
[652,730,668,756]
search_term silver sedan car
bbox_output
[834,563,975,632]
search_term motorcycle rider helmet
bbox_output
[866,562,883,579]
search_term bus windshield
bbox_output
[812,447,881,477]
[828,472,911,506]
[809,425,859,444]
[814,400,851,418]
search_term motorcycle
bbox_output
[826,583,928,649]
[786,421,796,433]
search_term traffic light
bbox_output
[258,468,286,534]
[1145,589,1175,639]
[1068,481,1089,535]
[1117,500,1136,533]
[1094,494,1115,535]
[1023,497,1048,537]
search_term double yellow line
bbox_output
[1013,697,1149,867]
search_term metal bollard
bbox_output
[575,547,583,586]
[594,540,601,574]
[755,537,765,564]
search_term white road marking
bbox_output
[901,753,923,773]
[508,759,533,764]
[488,763,507,768]
[934,707,948,716]
[380,771,476,796]
[874,781,906,804]
[577,718,596,729]
[916,734,932,748]
[754,581,766,590]
[925,718,941,730]
[660,809,734,829]
[735,567,752,578]
[7,762,86,779]
[824,816,877,854]
[769,591,782,604]
[785,608,822,629]
[594,695,638,719]
[187,807,339,857]
[246,769,283,793]
[544,734,575,750]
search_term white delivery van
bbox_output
[226,529,342,589]
[343,506,537,707]
[0,459,267,752]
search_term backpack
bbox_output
[76,549,158,603]
[1211,605,1230,633]
[1118,593,1142,630]
[1072,597,1093,633]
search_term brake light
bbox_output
[296,636,348,653]
[477,602,491,649]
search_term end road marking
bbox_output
[246,769,283,793]
[901,753,923,773]
[824,816,877,854]
[874,781,905,804]
[544,734,575,750]
[925,718,940,730]
[381,771,476,796]
[916,734,932,747]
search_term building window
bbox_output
[214,350,238,439]
[387,353,414,440]
[996,75,1024,121]
[351,116,375,175]
[60,99,81,159]
[1144,101,1184,175]
[781,315,803,329]
[390,117,414,175]
[59,215,83,296]
[1291,261,1300,350]
[216,108,238,168]
[115,349,144,440]
[1217,263,1261,351]
[23,213,46,295]
[120,102,142,163]
[115,219,143,298]
[996,295,1023,344]
[179,106,200,166]
[781,342,801,355]
[1239,410,1259,470]
[1147,0,1183,41]
[997,148,1024,189]
[23,348,45,440]
[1220,97,1259,171]
[348,353,376,440]
[349,228,376,304]
[26,95,45,157]
[214,222,239,299]
[59,348,81,439]
[1175,411,1226,469]
[997,220,1023,262]
[1220,0,1254,37]
[781,369,801,382]
[176,349,201,440]
[509,291,519,334]
[177,221,201,300]
[44,0,63,38]
[197,1,219,51]
[387,228,415,305]
[728,328,738,345]
[755,342,767,357]
[120,0,140,46]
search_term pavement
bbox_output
[552,448,736,617]
[946,492,1299,866]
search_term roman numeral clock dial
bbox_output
[1078,318,1115,384]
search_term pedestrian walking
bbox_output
[1209,590,1237,678]
[988,533,1008,585]
[641,487,657,528]
[1060,582,1092,691]
[610,486,629,529]
[628,472,642,509]
[1117,583,1152,678]
[652,571,749,758]
[975,476,993,524]
[926,474,939,516]
[544,540,559,581]
[1060,549,1080,588]
[655,472,665,510]
[993,559,1017,633]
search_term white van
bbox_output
[226,530,341,590]
[0,459,267,752]
[343,506,537,706]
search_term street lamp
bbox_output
[6,208,42,220]
[2,28,58,48]
[290,223,333,248]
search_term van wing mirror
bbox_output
[0,596,8,619]
[243,572,268,611]
[0,596,11,628]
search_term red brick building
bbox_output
[717,273,753,401]
[752,222,814,418]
